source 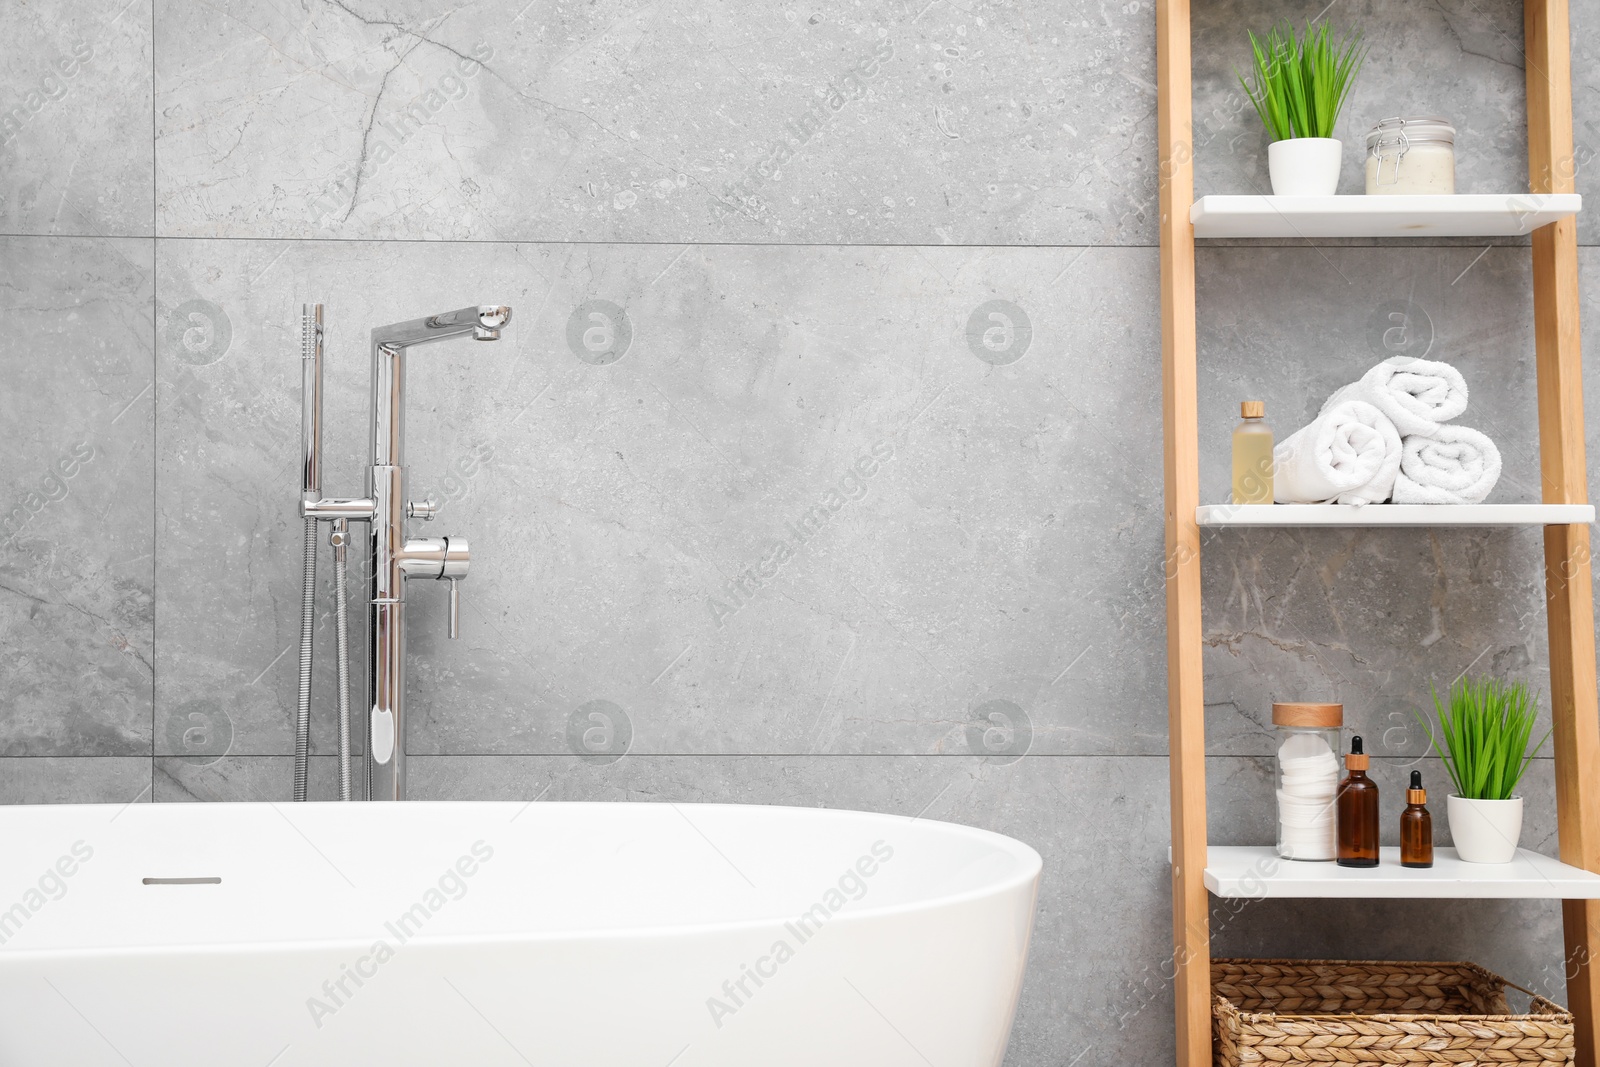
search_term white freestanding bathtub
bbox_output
[0,801,1040,1066]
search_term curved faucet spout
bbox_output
[370,304,514,469]
[372,305,513,349]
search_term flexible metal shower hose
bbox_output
[294,516,316,802]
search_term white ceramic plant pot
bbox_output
[1268,138,1343,196]
[1447,794,1524,864]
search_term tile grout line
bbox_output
[6,753,1554,761]
[6,233,1597,251]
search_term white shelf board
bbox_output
[1196,503,1594,527]
[1191,193,1582,238]
[1205,845,1600,899]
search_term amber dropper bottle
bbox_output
[1336,735,1380,868]
[1400,770,1433,868]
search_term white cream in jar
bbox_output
[1365,117,1456,194]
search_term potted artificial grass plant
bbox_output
[1239,21,1366,196]
[1416,677,1550,863]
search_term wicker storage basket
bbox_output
[1212,958,1574,1065]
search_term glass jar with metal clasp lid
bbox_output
[1365,117,1456,194]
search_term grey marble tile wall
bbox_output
[0,237,154,757]
[152,239,1165,763]
[151,0,1159,244]
[4,1,1600,1064]
[0,2,153,235]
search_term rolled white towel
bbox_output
[1325,356,1469,437]
[1392,424,1502,504]
[1273,399,1402,505]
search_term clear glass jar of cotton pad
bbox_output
[1273,702,1344,861]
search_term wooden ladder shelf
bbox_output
[1156,0,1600,1063]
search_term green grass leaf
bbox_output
[1235,20,1364,141]
[1414,676,1549,800]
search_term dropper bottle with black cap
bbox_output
[1400,770,1433,868]
[1336,735,1380,867]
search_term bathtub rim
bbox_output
[0,800,1042,962]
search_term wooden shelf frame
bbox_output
[1156,0,1600,1063]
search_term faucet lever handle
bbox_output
[447,579,461,639]
[408,497,439,521]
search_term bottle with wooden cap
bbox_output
[1336,735,1380,868]
[1400,769,1433,868]
[1232,401,1274,505]
[1273,702,1342,861]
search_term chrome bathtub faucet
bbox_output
[299,304,513,802]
